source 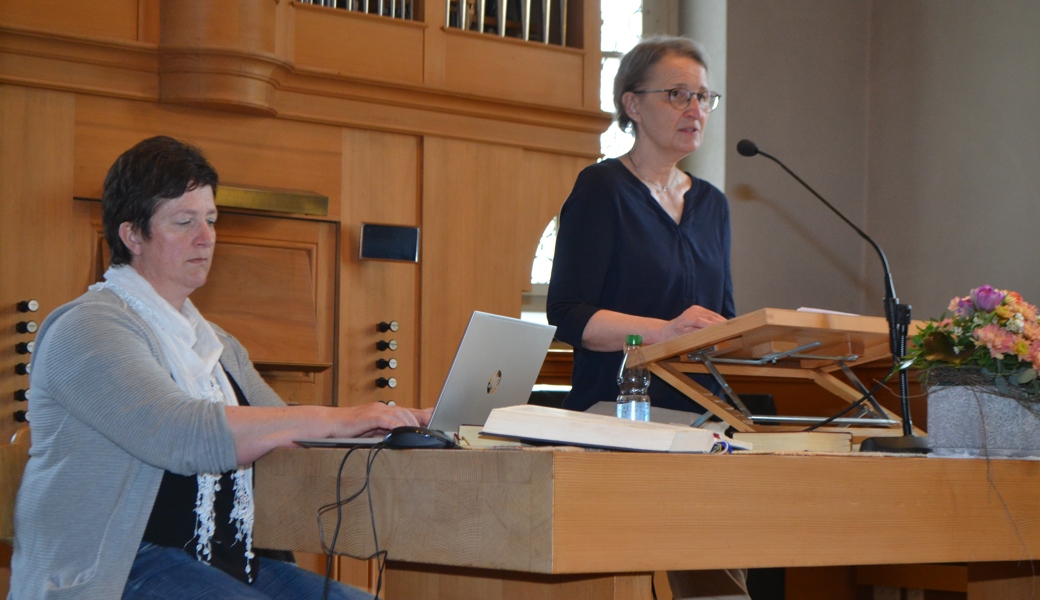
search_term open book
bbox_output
[481,405,750,453]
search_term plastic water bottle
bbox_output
[616,334,650,421]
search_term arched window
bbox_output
[521,1,641,324]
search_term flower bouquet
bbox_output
[907,285,1040,401]
[907,285,1040,456]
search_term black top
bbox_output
[142,371,257,584]
[546,159,735,412]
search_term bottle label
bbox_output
[616,397,650,421]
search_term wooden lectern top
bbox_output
[640,307,897,370]
[636,308,922,435]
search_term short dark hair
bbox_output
[102,136,218,266]
[613,35,708,134]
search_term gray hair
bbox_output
[613,35,708,134]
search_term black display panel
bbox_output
[359,223,420,262]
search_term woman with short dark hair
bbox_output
[11,136,430,599]
[547,36,748,599]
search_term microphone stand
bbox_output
[738,140,929,453]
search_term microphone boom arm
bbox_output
[739,140,924,447]
[756,150,896,302]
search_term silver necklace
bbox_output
[628,153,678,193]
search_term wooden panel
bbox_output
[199,214,336,407]
[442,29,585,108]
[255,449,1040,574]
[0,0,141,42]
[73,94,343,219]
[0,18,607,157]
[579,0,598,111]
[518,150,589,290]
[421,0,447,87]
[159,0,276,53]
[202,242,319,358]
[420,137,526,406]
[0,85,90,443]
[0,28,159,101]
[293,4,424,85]
[419,143,584,407]
[83,203,337,406]
[550,453,1040,573]
[339,128,420,408]
[193,213,337,370]
[275,86,604,157]
[386,563,652,600]
[254,448,557,572]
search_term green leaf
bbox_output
[995,376,1010,394]
[1016,369,1037,385]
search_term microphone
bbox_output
[736,139,759,157]
[737,139,927,453]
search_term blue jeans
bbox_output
[122,543,375,600]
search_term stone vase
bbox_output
[927,385,1040,458]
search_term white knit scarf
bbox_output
[91,265,255,580]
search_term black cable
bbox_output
[319,446,361,600]
[364,447,388,600]
[317,444,388,600]
[802,364,898,432]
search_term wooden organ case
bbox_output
[0,0,608,592]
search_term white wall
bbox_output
[866,1,1040,319]
[726,1,873,315]
[647,0,1040,321]
[722,0,1040,320]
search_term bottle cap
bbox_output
[626,334,642,346]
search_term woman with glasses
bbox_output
[546,35,748,600]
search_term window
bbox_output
[522,2,642,324]
[599,0,642,158]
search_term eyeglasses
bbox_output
[632,88,721,113]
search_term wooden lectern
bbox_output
[639,308,924,438]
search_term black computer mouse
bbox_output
[383,426,457,450]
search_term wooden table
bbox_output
[254,447,1040,599]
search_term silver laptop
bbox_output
[296,311,556,447]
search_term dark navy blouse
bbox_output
[546,158,735,412]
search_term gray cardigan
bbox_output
[9,288,286,600]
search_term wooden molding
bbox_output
[0,25,157,99]
[159,48,289,115]
[0,0,610,156]
[158,0,287,114]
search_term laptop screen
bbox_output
[427,311,556,434]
